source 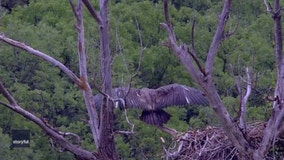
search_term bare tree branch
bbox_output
[0,34,83,88]
[254,0,284,158]
[239,67,252,131]
[205,0,231,76]
[114,18,130,77]
[126,13,146,93]
[161,0,253,158]
[0,81,95,159]
[190,16,197,54]
[1,0,116,158]
[81,0,102,25]
[163,0,173,32]
[187,46,206,76]
[86,0,119,158]
[69,0,101,148]
[0,0,101,153]
[229,63,251,132]
[58,131,82,146]
[263,0,273,13]
[188,17,206,76]
[160,16,201,84]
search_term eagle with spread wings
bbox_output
[94,83,208,126]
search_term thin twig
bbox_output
[68,0,78,17]
[58,131,82,146]
[225,14,240,38]
[114,18,130,76]
[163,0,172,30]
[263,0,273,13]
[187,46,206,76]
[123,107,134,132]
[190,16,197,54]
[126,13,146,95]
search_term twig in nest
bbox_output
[165,122,282,160]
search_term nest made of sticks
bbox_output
[165,122,284,160]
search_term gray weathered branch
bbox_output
[0,81,95,159]
[70,0,100,148]
[0,34,82,88]
[239,67,251,131]
[82,0,102,25]
[254,0,284,158]
[161,0,253,158]
[205,0,231,76]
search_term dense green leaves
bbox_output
[0,0,280,159]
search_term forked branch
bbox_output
[161,0,253,158]
[254,0,284,158]
[69,0,100,147]
[205,0,231,75]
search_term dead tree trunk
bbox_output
[82,0,118,159]
[161,0,253,158]
[0,0,119,159]
[97,0,118,159]
[161,0,284,159]
[253,0,284,159]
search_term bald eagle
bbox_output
[94,83,208,126]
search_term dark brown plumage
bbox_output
[94,83,208,126]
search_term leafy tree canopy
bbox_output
[0,0,279,159]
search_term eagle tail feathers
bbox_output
[140,110,171,126]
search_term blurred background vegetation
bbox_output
[0,0,277,159]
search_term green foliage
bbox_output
[189,107,219,128]
[165,107,189,131]
[0,0,280,159]
[114,109,171,159]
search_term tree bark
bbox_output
[70,0,100,148]
[254,0,284,158]
[0,0,119,158]
[82,0,118,159]
[0,81,96,159]
[161,0,253,158]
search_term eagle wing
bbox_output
[154,83,208,109]
[117,88,150,109]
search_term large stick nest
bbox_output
[165,122,284,160]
